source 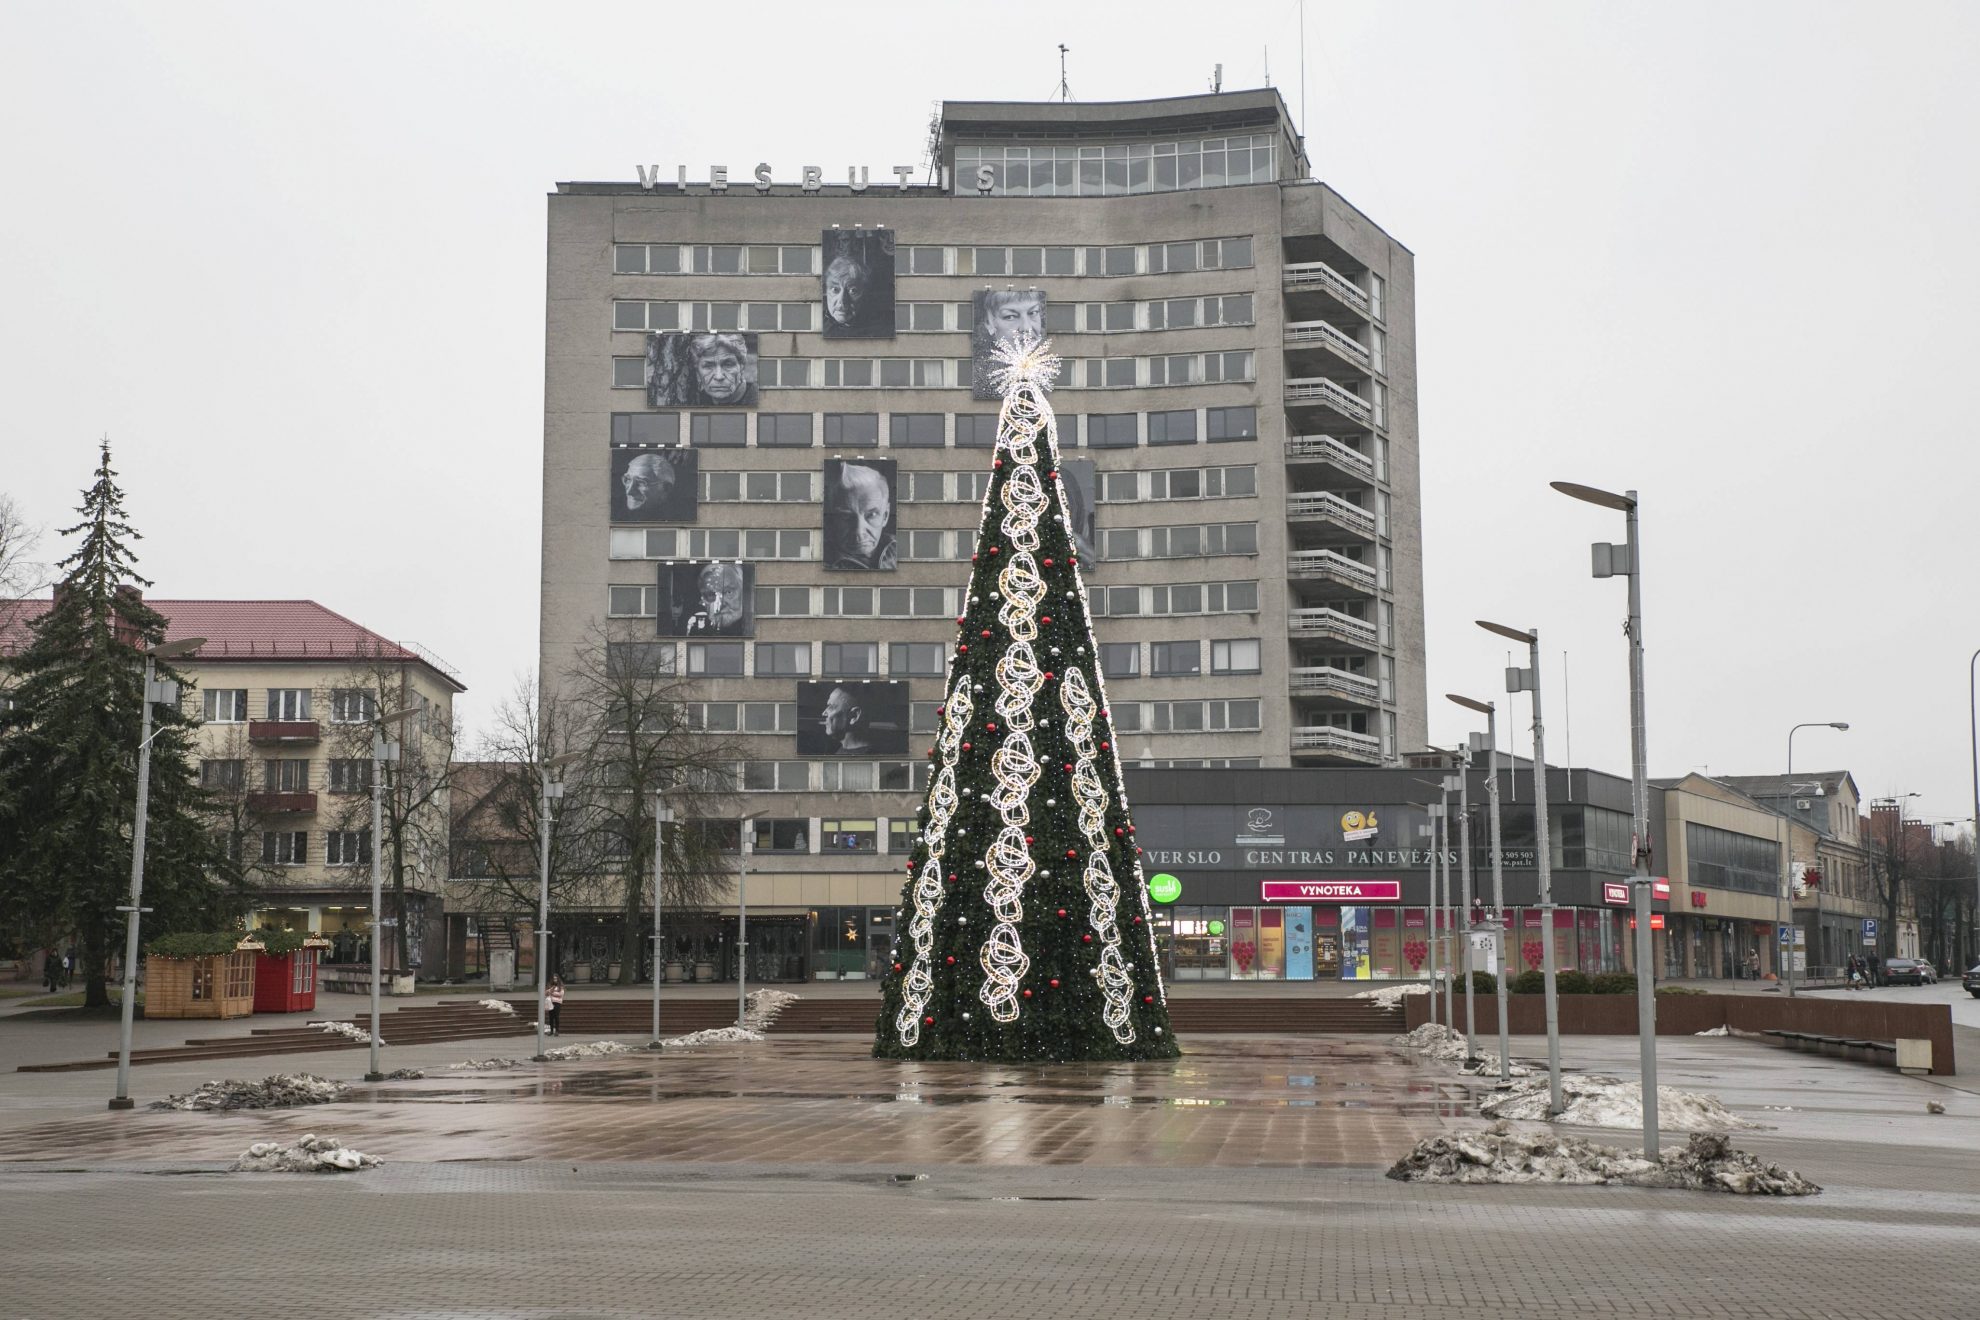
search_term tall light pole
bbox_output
[533,750,582,1062]
[734,809,769,1030]
[1784,722,1848,985]
[1552,479,1658,1157]
[1441,772,1460,1030]
[364,707,418,1083]
[110,636,206,1112]
[1454,750,1477,1063]
[1481,619,1562,1116]
[649,794,676,1047]
[1969,648,1979,968]
[1426,800,1445,1025]
[1451,694,1511,1086]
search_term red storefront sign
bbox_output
[1602,882,1630,905]
[1629,914,1667,931]
[1260,880,1402,903]
[1652,878,1672,900]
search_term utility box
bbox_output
[1896,1038,1933,1076]
[489,949,517,991]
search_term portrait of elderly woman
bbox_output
[970,288,1048,399]
[645,331,759,408]
[609,447,698,523]
[822,458,898,572]
[820,228,895,339]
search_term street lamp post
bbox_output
[1441,773,1460,1030]
[650,795,675,1047]
[734,810,768,1030]
[365,707,419,1083]
[110,636,206,1111]
[1455,749,1477,1063]
[1784,722,1848,987]
[1969,648,1979,968]
[533,750,582,1063]
[1552,479,1659,1157]
[1451,694,1511,1086]
[1426,801,1445,1026]
[1481,619,1562,1116]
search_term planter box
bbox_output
[145,951,257,1020]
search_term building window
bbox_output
[688,641,745,676]
[203,689,248,723]
[1206,407,1257,442]
[889,414,944,448]
[757,413,814,448]
[261,831,307,866]
[328,759,372,793]
[1088,413,1138,449]
[749,818,812,852]
[608,585,658,617]
[1147,409,1198,446]
[890,642,946,676]
[889,819,924,853]
[691,414,746,447]
[954,415,998,448]
[824,413,879,447]
[910,702,940,734]
[1099,643,1140,678]
[328,689,375,724]
[326,830,371,866]
[1211,639,1261,674]
[742,762,809,792]
[820,818,878,852]
[607,641,677,676]
[612,413,679,446]
[263,759,310,792]
[821,642,879,676]
[754,642,811,676]
[1151,641,1202,677]
[200,759,245,791]
[267,689,310,721]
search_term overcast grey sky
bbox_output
[3,1,1976,830]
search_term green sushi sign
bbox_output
[1149,873,1182,904]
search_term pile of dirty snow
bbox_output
[1354,985,1430,1010]
[1479,1074,1758,1132]
[234,1133,379,1173]
[307,1020,379,1045]
[378,1068,426,1081]
[477,998,518,1015]
[1393,1022,1531,1078]
[742,989,798,1031]
[448,1057,526,1072]
[1387,1125,1818,1196]
[658,1026,766,1048]
[543,1040,632,1060]
[1694,1025,1732,1036]
[150,1074,347,1112]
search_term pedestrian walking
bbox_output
[1745,949,1759,981]
[545,976,565,1036]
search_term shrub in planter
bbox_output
[1590,972,1639,995]
[1657,985,1707,996]
[1509,969,1547,995]
[1469,970,1496,995]
[250,928,315,957]
[1555,970,1593,995]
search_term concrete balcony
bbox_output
[1290,725,1383,764]
[248,720,320,744]
[1288,666,1381,706]
[1286,549,1376,596]
[1285,434,1376,488]
[1284,376,1374,429]
[1283,319,1373,379]
[1287,607,1378,652]
[1282,261,1370,321]
[247,791,318,814]
[1286,490,1377,542]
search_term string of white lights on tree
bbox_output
[1060,667,1136,1042]
[893,675,972,1044]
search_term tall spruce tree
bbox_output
[0,442,239,1007]
[875,339,1179,1062]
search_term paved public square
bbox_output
[2,1001,1978,1320]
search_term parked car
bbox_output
[1962,963,1980,998]
[1882,957,1934,986]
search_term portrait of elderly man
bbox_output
[797,681,908,756]
[823,458,898,572]
[970,288,1048,399]
[610,447,698,523]
[820,228,895,339]
[646,331,759,407]
[656,560,754,638]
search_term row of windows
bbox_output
[608,527,815,562]
[683,696,1260,739]
[254,830,371,866]
[1088,580,1261,618]
[612,407,1258,451]
[613,237,1254,279]
[1099,638,1261,679]
[612,293,1255,337]
[651,463,1255,508]
[201,689,377,724]
[952,138,1279,198]
[598,636,1265,682]
[1098,522,1259,561]
[606,521,1259,568]
[609,352,1256,393]
[200,758,374,793]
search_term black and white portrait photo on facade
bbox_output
[609,447,698,523]
[821,228,895,339]
[655,560,755,638]
[796,680,909,757]
[1057,457,1097,561]
[645,331,759,407]
[822,457,897,571]
[970,288,1047,399]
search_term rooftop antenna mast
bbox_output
[1055,44,1074,102]
[1211,63,1223,94]
[922,106,944,185]
[1299,0,1308,143]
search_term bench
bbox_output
[1759,1029,1899,1068]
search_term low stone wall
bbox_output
[1402,991,1956,1075]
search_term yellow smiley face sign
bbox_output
[1340,810,1380,842]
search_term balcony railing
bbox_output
[1286,549,1376,591]
[1290,725,1383,760]
[1285,434,1375,480]
[1282,261,1370,313]
[247,791,318,814]
[1284,319,1372,369]
[248,720,320,743]
[1284,376,1374,425]
[1286,491,1377,537]
[1287,607,1378,647]
[1288,666,1380,702]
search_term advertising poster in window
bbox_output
[609,447,697,523]
[971,289,1047,399]
[822,458,898,571]
[1057,458,1097,561]
[821,228,895,339]
[645,332,759,408]
[655,561,754,638]
[796,680,909,757]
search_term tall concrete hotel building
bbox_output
[539,90,1425,981]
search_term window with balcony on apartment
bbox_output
[263,759,310,792]
[267,689,310,721]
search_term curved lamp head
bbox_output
[1551,480,1636,511]
[1445,692,1494,716]
[1476,619,1534,645]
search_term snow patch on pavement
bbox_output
[1694,1025,1732,1036]
[543,1040,633,1060]
[1388,1126,1818,1195]
[1353,985,1431,1010]
[234,1133,380,1173]
[1393,1022,1531,1078]
[1479,1074,1759,1132]
[476,998,517,1015]
[742,989,799,1031]
[150,1074,347,1111]
[308,1020,380,1045]
[448,1057,526,1071]
[657,1026,767,1048]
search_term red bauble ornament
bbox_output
[958,644,968,653]
[963,742,973,752]
[1024,834,1033,844]
[1143,995,1154,1004]
[1063,763,1074,772]
[1099,709,1109,718]
[955,616,965,625]
[936,705,945,715]
[924,1015,935,1025]
[986,722,998,732]
[994,459,1003,468]
[971,554,979,562]
[1044,671,1054,680]
[1065,849,1077,859]
[1081,934,1093,944]
[1133,916,1142,925]
[1056,908,1068,918]
[1040,617,1051,625]
[1114,828,1124,837]
[893,962,903,972]
[1022,989,1032,999]
[990,546,1000,555]
[948,873,957,882]
[980,629,991,638]
[1100,742,1110,751]
[945,955,956,965]
[1135,847,1143,855]
[1043,558,1054,566]
[1049,978,1060,989]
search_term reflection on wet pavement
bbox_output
[0,1037,1478,1170]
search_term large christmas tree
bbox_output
[875,338,1179,1063]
